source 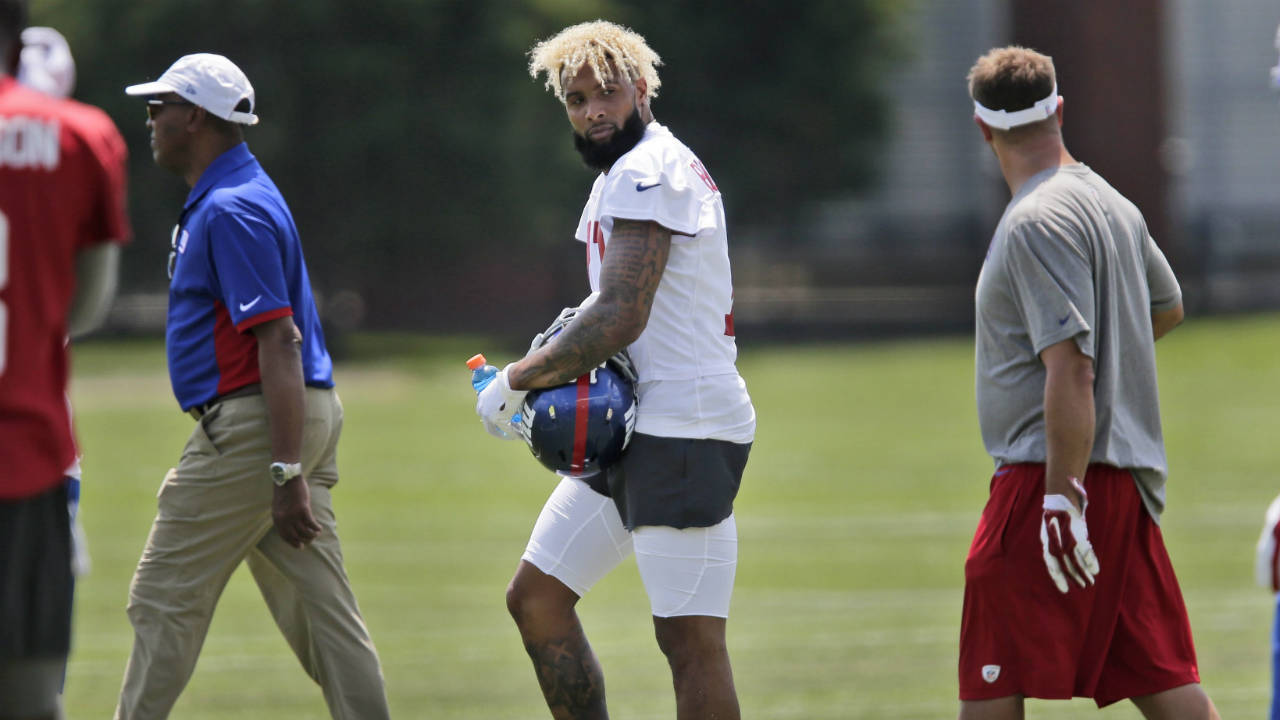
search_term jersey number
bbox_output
[690,160,718,192]
[0,210,8,376]
[587,221,606,263]
[725,290,735,337]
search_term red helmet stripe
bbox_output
[570,373,591,472]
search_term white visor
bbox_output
[1272,24,1279,90]
[974,84,1058,130]
[1272,64,1279,91]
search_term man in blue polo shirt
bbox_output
[115,54,390,719]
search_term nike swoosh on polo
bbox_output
[239,296,263,312]
[1057,313,1071,326]
[635,181,661,192]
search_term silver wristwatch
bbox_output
[269,461,302,486]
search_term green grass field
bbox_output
[61,314,1279,718]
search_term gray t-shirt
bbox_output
[974,164,1182,521]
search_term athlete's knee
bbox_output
[124,585,166,623]
[653,615,728,668]
[506,563,577,629]
[504,576,533,624]
[1131,683,1218,720]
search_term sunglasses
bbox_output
[146,98,194,121]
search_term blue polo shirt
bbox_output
[166,142,333,411]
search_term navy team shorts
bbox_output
[0,481,74,660]
[590,432,751,530]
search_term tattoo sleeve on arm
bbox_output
[512,219,671,389]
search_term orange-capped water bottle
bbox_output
[466,354,521,435]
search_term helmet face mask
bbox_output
[517,302,638,477]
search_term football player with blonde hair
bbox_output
[479,19,755,720]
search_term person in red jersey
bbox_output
[0,1,130,718]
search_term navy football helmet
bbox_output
[517,303,638,477]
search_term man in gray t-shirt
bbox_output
[957,46,1218,720]
[975,163,1182,521]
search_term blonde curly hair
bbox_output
[528,20,663,102]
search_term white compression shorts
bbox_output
[521,477,738,618]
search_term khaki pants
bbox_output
[115,388,389,720]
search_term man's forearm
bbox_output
[1043,365,1095,502]
[508,219,668,391]
[508,298,641,390]
[68,244,121,339]
[258,331,305,464]
[1152,303,1184,341]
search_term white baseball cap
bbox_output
[18,26,76,99]
[125,53,258,126]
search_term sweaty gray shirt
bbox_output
[974,164,1182,521]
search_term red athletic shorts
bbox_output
[959,463,1200,707]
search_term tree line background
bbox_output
[31,0,910,338]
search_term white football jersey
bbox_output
[575,122,754,442]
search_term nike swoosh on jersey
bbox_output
[635,181,662,192]
[239,296,263,312]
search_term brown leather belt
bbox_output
[187,383,262,420]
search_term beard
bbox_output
[572,106,647,171]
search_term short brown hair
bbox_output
[967,46,1056,115]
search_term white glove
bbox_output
[1040,478,1100,593]
[476,365,527,441]
[1256,493,1280,591]
[481,417,521,440]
